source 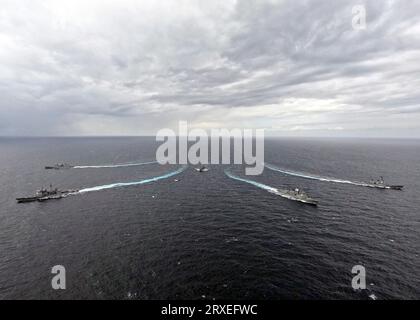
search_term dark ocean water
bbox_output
[0,137,419,300]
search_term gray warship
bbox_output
[16,185,78,203]
[195,165,209,172]
[366,176,403,190]
[45,163,74,170]
[282,188,318,206]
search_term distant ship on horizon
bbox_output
[45,163,74,170]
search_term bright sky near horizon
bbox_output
[1,0,420,137]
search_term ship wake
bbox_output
[225,170,293,199]
[79,166,186,193]
[264,162,369,187]
[74,161,158,169]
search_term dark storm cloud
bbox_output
[0,0,419,136]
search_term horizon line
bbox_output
[0,135,419,140]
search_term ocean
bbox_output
[0,137,419,299]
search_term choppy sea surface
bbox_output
[0,137,419,299]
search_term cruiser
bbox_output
[367,176,404,190]
[45,163,73,170]
[16,185,78,203]
[282,188,318,206]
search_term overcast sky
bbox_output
[0,0,419,137]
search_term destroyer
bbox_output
[45,163,73,170]
[367,177,403,190]
[282,188,318,206]
[16,185,78,203]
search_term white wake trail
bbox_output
[264,163,369,187]
[225,170,278,193]
[79,166,186,193]
[225,170,296,200]
[74,161,158,169]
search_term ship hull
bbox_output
[16,190,78,203]
[367,184,404,190]
[16,197,40,203]
[300,200,318,206]
[389,185,404,190]
[281,194,318,206]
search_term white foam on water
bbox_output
[264,162,369,187]
[79,166,186,193]
[225,170,278,193]
[74,161,158,169]
[224,170,294,200]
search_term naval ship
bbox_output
[16,186,78,203]
[195,165,209,172]
[281,188,318,206]
[366,177,404,190]
[45,163,74,170]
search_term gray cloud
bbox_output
[0,0,420,137]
